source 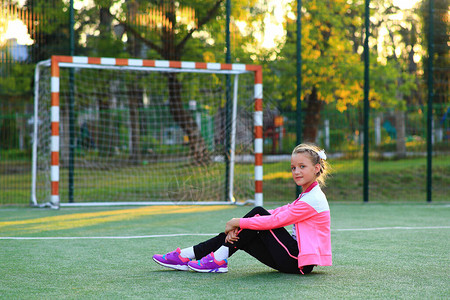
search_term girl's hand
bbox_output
[225,218,240,234]
[225,228,240,244]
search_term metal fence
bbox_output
[2,101,448,205]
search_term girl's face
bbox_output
[291,152,320,190]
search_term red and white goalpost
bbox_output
[32,55,263,208]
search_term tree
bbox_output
[88,0,250,164]
[20,0,263,164]
[24,0,75,60]
[370,0,422,157]
[87,0,264,164]
[0,1,71,153]
[272,0,364,142]
[269,0,419,152]
[420,0,449,115]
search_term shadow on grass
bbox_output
[149,268,328,278]
[232,269,328,278]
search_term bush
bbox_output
[1,149,31,161]
[328,129,346,151]
[0,117,18,150]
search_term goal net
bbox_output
[31,56,263,208]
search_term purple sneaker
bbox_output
[152,248,191,271]
[188,252,228,273]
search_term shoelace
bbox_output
[203,254,213,263]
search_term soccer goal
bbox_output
[31,56,263,208]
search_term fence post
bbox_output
[68,0,75,203]
[426,0,434,203]
[296,0,303,197]
[363,0,370,203]
[225,0,232,202]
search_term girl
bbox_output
[153,143,332,274]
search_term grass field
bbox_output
[1,203,449,299]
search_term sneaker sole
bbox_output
[188,265,228,273]
[152,257,189,271]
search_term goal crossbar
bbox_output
[31,55,263,208]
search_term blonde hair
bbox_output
[292,143,331,187]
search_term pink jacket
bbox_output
[239,182,332,269]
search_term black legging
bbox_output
[193,206,314,274]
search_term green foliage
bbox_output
[0,149,30,161]
[266,0,420,114]
[419,0,449,107]
[23,0,74,58]
[0,63,34,97]
[328,129,347,150]
[24,0,68,34]
[269,0,366,111]
[75,0,265,63]
[1,117,17,150]
[86,32,126,58]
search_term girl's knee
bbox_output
[244,206,269,218]
[253,206,266,213]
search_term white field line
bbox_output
[1,226,449,240]
[333,226,450,231]
[0,233,215,240]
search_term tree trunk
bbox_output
[395,110,406,158]
[116,0,213,164]
[167,73,210,164]
[160,1,209,164]
[128,83,142,163]
[97,97,112,156]
[124,0,143,163]
[126,1,142,58]
[303,86,324,143]
[394,73,406,158]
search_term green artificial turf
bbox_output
[1,203,448,299]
